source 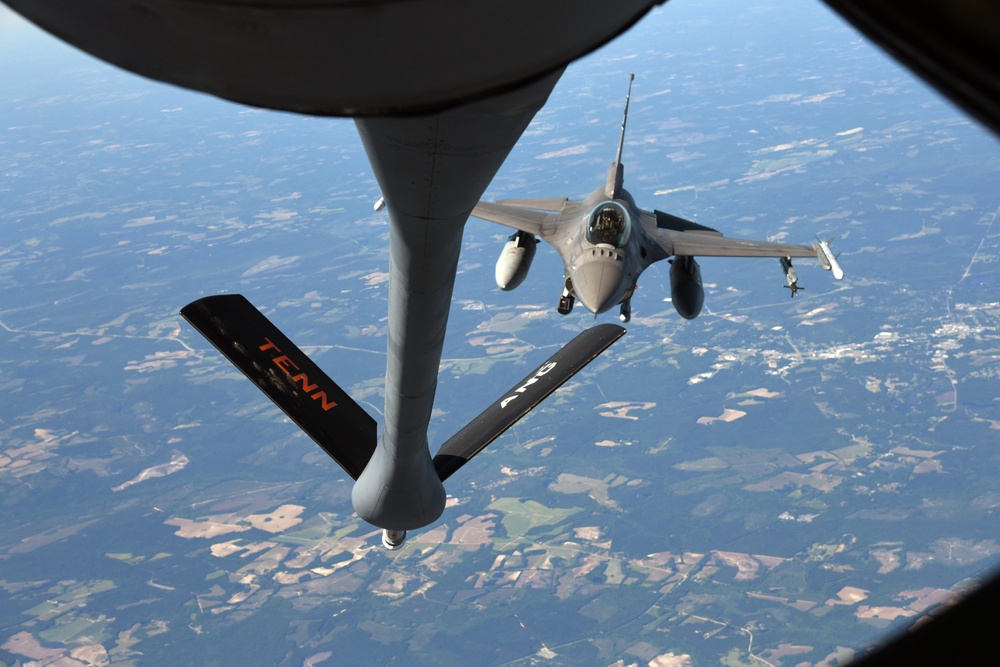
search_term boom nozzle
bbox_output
[382,529,407,550]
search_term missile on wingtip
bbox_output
[816,239,844,280]
[374,196,385,212]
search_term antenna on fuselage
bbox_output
[605,72,634,200]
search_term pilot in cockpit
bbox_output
[587,203,630,247]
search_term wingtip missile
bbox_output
[815,239,844,280]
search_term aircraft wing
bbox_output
[656,228,819,259]
[472,201,556,236]
[496,197,569,212]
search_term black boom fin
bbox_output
[180,294,376,480]
[433,323,626,481]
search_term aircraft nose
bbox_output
[572,260,623,314]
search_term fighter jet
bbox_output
[475,74,844,323]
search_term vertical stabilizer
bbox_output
[605,72,634,199]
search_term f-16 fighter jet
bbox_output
[476,74,844,323]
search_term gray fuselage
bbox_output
[553,187,667,315]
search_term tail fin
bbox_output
[433,323,626,481]
[605,72,635,199]
[181,294,376,480]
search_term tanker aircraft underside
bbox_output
[475,74,844,323]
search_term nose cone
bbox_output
[573,261,624,314]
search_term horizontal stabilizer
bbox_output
[655,210,721,236]
[433,323,626,481]
[181,294,376,480]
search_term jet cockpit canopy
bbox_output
[587,202,631,247]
